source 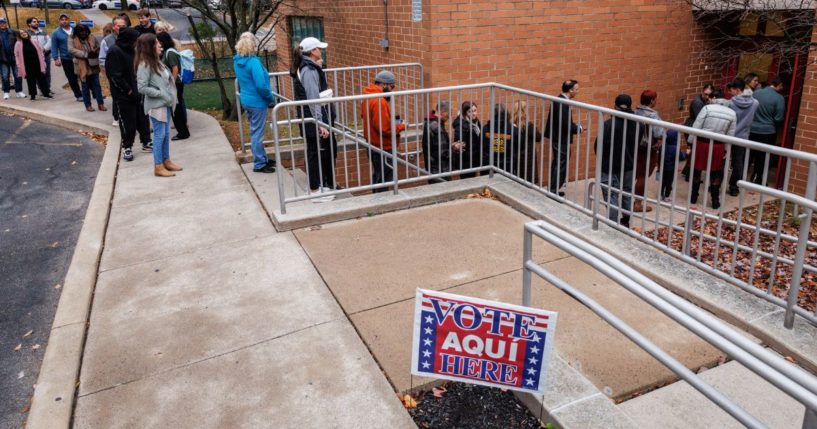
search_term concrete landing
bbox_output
[295,199,723,400]
[618,360,806,428]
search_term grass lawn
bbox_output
[184,79,234,111]
[0,9,87,32]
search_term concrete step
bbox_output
[617,359,806,428]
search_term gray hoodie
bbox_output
[728,93,759,140]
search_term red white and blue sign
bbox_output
[411,289,557,394]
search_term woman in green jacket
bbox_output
[135,33,182,177]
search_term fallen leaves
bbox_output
[80,131,108,146]
[466,188,496,200]
[31,344,40,351]
[54,284,62,289]
[23,330,33,338]
[49,241,59,248]
[399,393,417,409]
[645,200,817,312]
[14,344,21,352]
[432,386,447,398]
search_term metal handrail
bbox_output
[523,220,817,428]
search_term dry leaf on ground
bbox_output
[31,344,40,351]
[401,394,417,409]
[14,344,21,352]
[23,330,33,338]
[432,387,447,398]
[54,284,62,289]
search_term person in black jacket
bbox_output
[512,101,542,183]
[105,27,151,161]
[595,94,644,227]
[451,100,482,179]
[422,101,452,180]
[482,104,519,173]
[545,79,582,196]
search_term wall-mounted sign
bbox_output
[411,289,557,394]
[412,0,422,22]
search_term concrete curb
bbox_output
[2,105,121,429]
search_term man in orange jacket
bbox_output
[361,70,406,193]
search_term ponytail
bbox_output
[289,46,303,77]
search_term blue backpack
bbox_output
[167,48,195,84]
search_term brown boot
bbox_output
[154,164,176,177]
[98,104,107,111]
[163,160,183,171]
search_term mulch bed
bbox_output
[645,200,817,312]
[408,382,546,429]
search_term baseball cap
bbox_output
[299,37,327,52]
[375,70,395,84]
[0,17,7,23]
[59,13,69,19]
[615,94,632,109]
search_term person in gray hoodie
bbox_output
[726,78,759,196]
[748,78,785,185]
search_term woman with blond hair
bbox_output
[233,32,275,173]
[512,101,541,182]
[136,33,182,177]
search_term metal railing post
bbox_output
[488,86,495,178]
[271,105,286,215]
[522,226,532,307]
[592,111,604,231]
[390,95,399,195]
[235,78,246,153]
[785,161,817,328]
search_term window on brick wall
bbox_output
[289,16,326,64]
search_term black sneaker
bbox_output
[142,142,153,152]
[123,148,134,161]
[253,164,276,173]
[728,186,739,197]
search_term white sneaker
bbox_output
[3,93,9,100]
[112,120,119,126]
[16,92,26,98]
[310,187,335,203]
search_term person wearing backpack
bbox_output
[157,32,189,140]
[137,33,182,177]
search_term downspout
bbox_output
[380,0,390,50]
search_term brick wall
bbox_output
[790,27,817,194]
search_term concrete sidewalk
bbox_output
[8,71,414,427]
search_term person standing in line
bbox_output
[291,36,337,198]
[233,32,275,173]
[51,14,82,102]
[482,104,520,177]
[361,71,405,193]
[451,101,482,179]
[682,83,715,181]
[14,31,49,100]
[136,33,182,177]
[422,100,452,180]
[744,72,760,92]
[595,95,643,227]
[633,89,666,213]
[156,32,189,140]
[0,18,25,99]
[726,78,759,196]
[659,130,685,202]
[688,90,737,210]
[101,17,128,126]
[134,9,156,35]
[748,77,785,185]
[512,101,542,183]
[545,79,582,197]
[106,28,152,161]
[26,18,51,96]
[69,24,106,112]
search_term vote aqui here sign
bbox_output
[411,289,557,394]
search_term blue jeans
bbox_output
[150,108,172,165]
[81,74,104,107]
[600,170,634,224]
[245,106,268,170]
[0,62,23,93]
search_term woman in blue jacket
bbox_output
[234,32,275,173]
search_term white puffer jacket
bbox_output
[688,99,736,143]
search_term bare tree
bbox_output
[681,0,816,69]
[183,0,296,120]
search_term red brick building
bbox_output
[274,0,817,193]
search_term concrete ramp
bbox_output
[294,199,723,400]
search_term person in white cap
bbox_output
[289,36,336,202]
